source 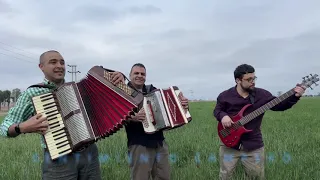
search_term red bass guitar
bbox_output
[217,74,319,149]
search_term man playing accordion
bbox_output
[0,50,125,180]
[125,63,189,180]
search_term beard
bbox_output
[240,83,255,93]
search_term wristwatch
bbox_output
[15,123,21,134]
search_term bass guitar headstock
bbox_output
[301,74,319,90]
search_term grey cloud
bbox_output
[72,6,120,23]
[207,30,320,96]
[1,0,320,99]
[158,29,189,39]
[3,26,319,99]
[208,0,320,42]
[219,29,320,69]
[5,2,162,34]
[0,27,94,63]
[114,27,320,98]
[155,28,207,43]
[71,4,161,24]
[100,27,320,98]
[0,27,100,91]
[100,30,238,89]
[0,29,61,53]
[0,56,42,91]
[0,0,11,13]
[128,5,162,14]
[0,60,37,77]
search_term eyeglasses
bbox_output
[242,76,257,83]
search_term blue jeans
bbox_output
[42,144,101,180]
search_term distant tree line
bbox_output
[0,88,21,110]
[277,91,320,97]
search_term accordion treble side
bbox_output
[142,86,192,134]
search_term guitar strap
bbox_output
[236,90,256,151]
[249,90,256,104]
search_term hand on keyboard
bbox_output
[179,92,189,110]
[129,108,146,122]
[109,71,125,85]
[20,113,49,135]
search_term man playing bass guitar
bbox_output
[213,64,306,180]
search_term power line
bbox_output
[0,42,82,83]
[0,41,39,57]
[0,46,36,60]
[67,65,81,82]
[0,40,38,64]
[0,51,35,63]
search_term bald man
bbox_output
[0,50,125,180]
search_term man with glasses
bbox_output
[213,64,306,180]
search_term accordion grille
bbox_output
[64,113,91,145]
[55,85,92,145]
[55,86,80,117]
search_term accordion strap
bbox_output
[27,83,52,89]
[146,85,152,93]
[145,84,156,93]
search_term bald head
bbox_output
[39,50,60,64]
[38,50,65,84]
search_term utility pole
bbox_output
[67,65,81,82]
[190,90,194,101]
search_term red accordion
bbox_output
[141,86,192,133]
[31,66,144,160]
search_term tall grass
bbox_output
[0,98,319,180]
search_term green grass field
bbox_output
[0,98,319,180]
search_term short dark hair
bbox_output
[234,64,255,80]
[130,63,146,74]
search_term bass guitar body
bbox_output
[217,104,252,149]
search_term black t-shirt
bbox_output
[125,82,165,148]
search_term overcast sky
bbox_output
[0,0,319,100]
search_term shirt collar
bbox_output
[43,78,65,88]
[232,85,255,98]
[127,81,146,93]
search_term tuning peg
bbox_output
[304,75,309,80]
[315,83,319,86]
[310,74,313,77]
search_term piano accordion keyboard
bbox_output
[32,93,72,160]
